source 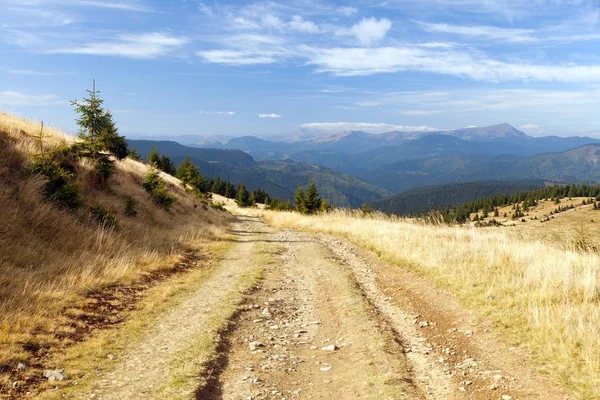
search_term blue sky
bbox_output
[2,0,600,138]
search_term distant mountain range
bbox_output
[128,140,390,208]
[185,123,600,192]
[128,123,600,211]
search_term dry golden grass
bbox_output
[0,112,229,389]
[239,207,600,398]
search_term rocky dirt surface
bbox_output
[195,222,568,400]
[198,229,421,399]
[52,216,569,399]
[86,217,266,400]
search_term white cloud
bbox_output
[259,113,282,118]
[0,91,62,106]
[198,33,289,65]
[356,101,381,107]
[337,6,358,16]
[416,20,600,43]
[401,109,443,116]
[199,110,236,115]
[416,21,537,43]
[7,69,68,76]
[199,50,279,65]
[320,89,346,93]
[289,15,321,34]
[300,122,439,134]
[336,17,392,45]
[51,32,188,58]
[198,2,213,16]
[520,124,540,129]
[73,1,152,12]
[4,0,153,12]
[387,88,600,114]
[306,45,600,82]
[261,14,284,29]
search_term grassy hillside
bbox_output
[129,140,390,208]
[0,112,228,393]
[372,180,544,215]
[237,207,600,398]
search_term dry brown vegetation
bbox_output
[0,112,229,392]
[232,206,600,398]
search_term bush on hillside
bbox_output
[142,169,175,210]
[266,197,293,211]
[30,151,82,209]
[124,196,137,217]
[211,202,226,211]
[90,204,120,230]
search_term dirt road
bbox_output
[80,216,566,400]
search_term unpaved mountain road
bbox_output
[84,215,567,400]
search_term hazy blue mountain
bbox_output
[358,144,600,193]
[196,124,600,165]
[130,124,600,200]
[128,139,390,208]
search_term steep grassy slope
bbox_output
[129,139,390,207]
[0,112,228,392]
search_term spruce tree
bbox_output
[70,81,128,180]
[97,110,128,160]
[148,147,160,167]
[294,187,306,213]
[159,155,176,175]
[303,182,322,214]
[177,156,206,193]
[235,184,251,207]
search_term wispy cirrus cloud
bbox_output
[2,0,153,12]
[415,21,537,43]
[259,113,282,118]
[401,109,443,116]
[337,6,358,16]
[305,45,600,82]
[199,110,236,115]
[7,69,73,76]
[300,122,439,133]
[0,91,62,107]
[50,32,189,58]
[356,101,381,107]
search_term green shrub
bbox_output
[360,202,373,214]
[124,196,137,217]
[211,202,226,211]
[90,205,119,230]
[94,155,114,181]
[31,153,82,209]
[142,169,174,210]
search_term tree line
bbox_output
[436,183,600,223]
[139,146,328,213]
